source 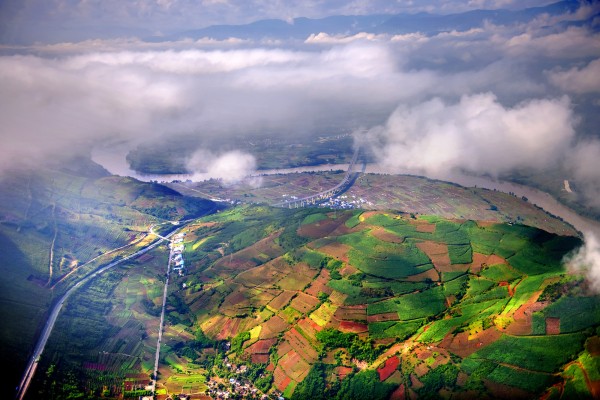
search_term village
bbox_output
[170,232,186,276]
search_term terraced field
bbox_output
[154,205,599,399]
[22,202,600,399]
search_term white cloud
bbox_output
[565,140,600,209]
[565,232,600,293]
[547,58,600,94]
[359,93,576,178]
[187,149,257,184]
[305,32,389,44]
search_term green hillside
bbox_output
[24,204,600,400]
[0,157,215,396]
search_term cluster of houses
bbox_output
[170,233,186,276]
[319,194,373,210]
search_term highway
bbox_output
[15,221,185,400]
[273,146,361,208]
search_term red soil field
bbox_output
[468,253,508,274]
[339,320,368,333]
[336,366,354,380]
[284,328,319,362]
[252,354,270,364]
[273,366,292,392]
[389,384,406,400]
[245,338,277,355]
[367,312,400,323]
[438,328,503,358]
[546,317,561,335]
[297,317,322,342]
[378,356,400,381]
[505,300,548,335]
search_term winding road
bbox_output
[273,146,361,208]
[15,219,190,400]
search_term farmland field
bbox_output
[15,190,600,400]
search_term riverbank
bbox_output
[91,149,600,238]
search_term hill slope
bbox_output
[0,157,216,396]
[25,204,600,399]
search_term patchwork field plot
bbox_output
[28,203,599,400]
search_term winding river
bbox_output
[91,148,600,237]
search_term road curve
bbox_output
[273,146,361,208]
[15,223,179,400]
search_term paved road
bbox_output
[15,222,181,400]
[273,146,361,208]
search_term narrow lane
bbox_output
[15,222,180,400]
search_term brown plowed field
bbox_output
[367,312,400,323]
[371,227,405,243]
[439,328,503,358]
[334,305,367,322]
[304,269,333,297]
[339,320,368,333]
[313,242,352,263]
[298,217,348,238]
[405,268,439,282]
[413,220,436,233]
[484,379,532,400]
[259,315,290,339]
[328,290,348,306]
[284,328,319,362]
[546,317,560,335]
[278,350,311,381]
[268,290,296,311]
[245,338,277,355]
[252,354,270,364]
[504,300,548,335]
[290,292,320,314]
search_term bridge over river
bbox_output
[273,146,361,208]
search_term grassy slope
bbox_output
[0,157,215,396]
[17,204,600,399]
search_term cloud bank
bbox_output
[0,2,598,191]
[186,150,257,184]
[359,94,576,178]
[566,232,600,293]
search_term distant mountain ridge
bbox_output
[162,0,581,42]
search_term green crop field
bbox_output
[5,173,598,400]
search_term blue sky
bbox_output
[1,0,558,44]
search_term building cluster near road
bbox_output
[169,232,186,276]
[319,194,374,209]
